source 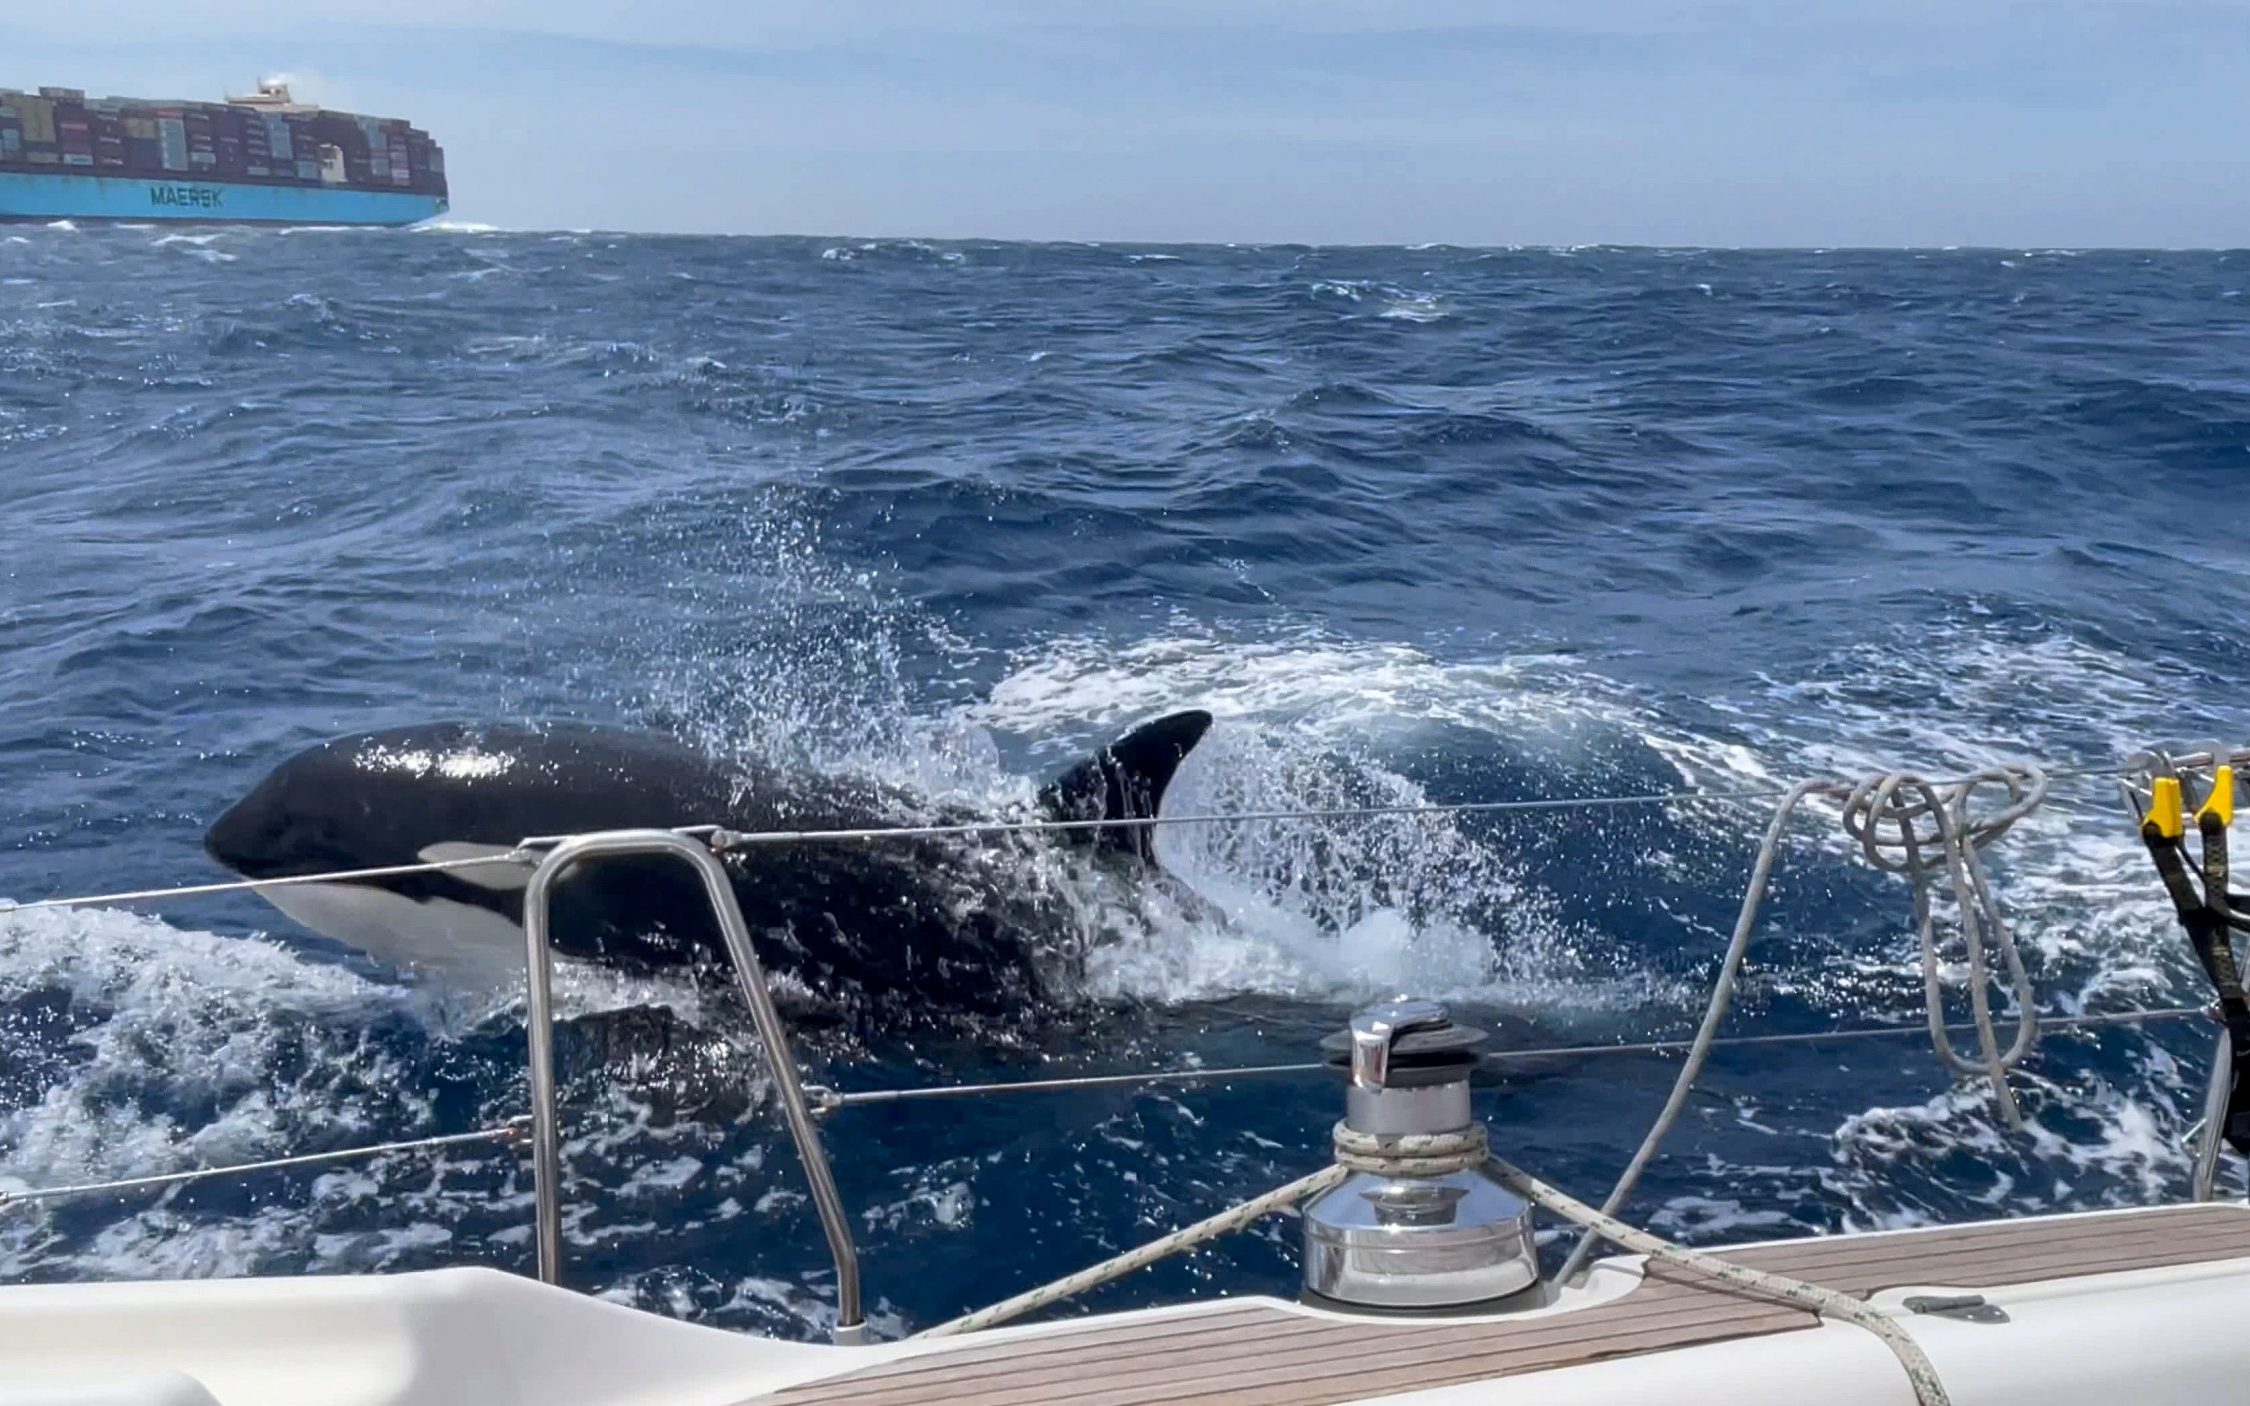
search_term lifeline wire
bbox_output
[813,1005,2209,1111]
[2,1012,2197,1209]
[0,850,537,915]
[0,1119,530,1211]
[0,749,2210,917]
[0,792,1769,913]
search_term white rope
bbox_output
[1554,777,1827,1282]
[1842,766,2047,1125]
[920,1122,1951,1402]
[1558,762,2049,1285]
[913,1164,1348,1339]
[1323,1124,1950,1406]
[1484,1151,1953,1406]
[1330,1120,1493,1176]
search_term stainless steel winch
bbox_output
[1300,999,1541,1311]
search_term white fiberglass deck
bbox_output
[6,1203,2250,1406]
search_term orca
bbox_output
[203,711,1215,1007]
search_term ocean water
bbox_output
[5,226,2250,1336]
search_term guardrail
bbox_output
[8,749,2246,1339]
[519,828,866,1343]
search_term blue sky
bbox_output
[11,2,2248,244]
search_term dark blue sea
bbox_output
[5,226,2250,1336]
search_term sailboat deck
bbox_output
[750,1203,2250,1406]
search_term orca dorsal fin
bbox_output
[1037,710,1214,860]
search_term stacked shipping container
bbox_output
[0,85,446,198]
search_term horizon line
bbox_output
[12,217,2246,254]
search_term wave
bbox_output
[0,896,776,1290]
[0,903,409,1278]
[10,238,2247,1330]
[818,240,964,265]
[964,632,1755,1009]
[0,611,2220,1318]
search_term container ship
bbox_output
[0,80,447,227]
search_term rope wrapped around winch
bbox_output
[1329,1124,1954,1406]
[1329,1120,1490,1176]
[920,1119,1951,1406]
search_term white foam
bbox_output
[1647,1196,1795,1238]
[1717,624,2203,995]
[12,580,2212,1294]
[977,618,2228,1219]
[987,634,1511,732]
[0,904,430,1279]
[0,909,397,1159]
[1306,279,1454,321]
[142,232,236,263]
[967,632,1722,1010]
[1638,620,2233,1227]
[0,893,775,1287]
[1376,296,1452,322]
[974,632,1750,783]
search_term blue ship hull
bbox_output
[0,171,446,226]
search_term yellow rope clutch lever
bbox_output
[2147,774,2186,841]
[2198,764,2236,831]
